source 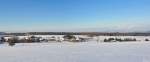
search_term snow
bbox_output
[0,41,150,62]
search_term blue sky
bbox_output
[0,0,150,32]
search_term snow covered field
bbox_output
[0,41,150,62]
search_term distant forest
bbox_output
[1,32,150,36]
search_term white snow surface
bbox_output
[0,41,150,62]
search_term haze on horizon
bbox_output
[0,0,150,32]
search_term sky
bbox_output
[0,0,150,32]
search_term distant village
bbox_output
[0,32,150,46]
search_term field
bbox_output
[0,41,150,62]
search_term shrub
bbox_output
[123,38,136,41]
[27,36,40,43]
[7,38,16,46]
[79,38,87,42]
[63,35,76,40]
[8,41,15,46]
[115,38,122,41]
[145,39,149,41]
[104,38,115,42]
[104,38,108,42]
[0,37,5,43]
[108,38,115,41]
[133,38,136,41]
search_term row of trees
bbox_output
[104,38,150,42]
[104,38,137,42]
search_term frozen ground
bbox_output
[0,41,150,62]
